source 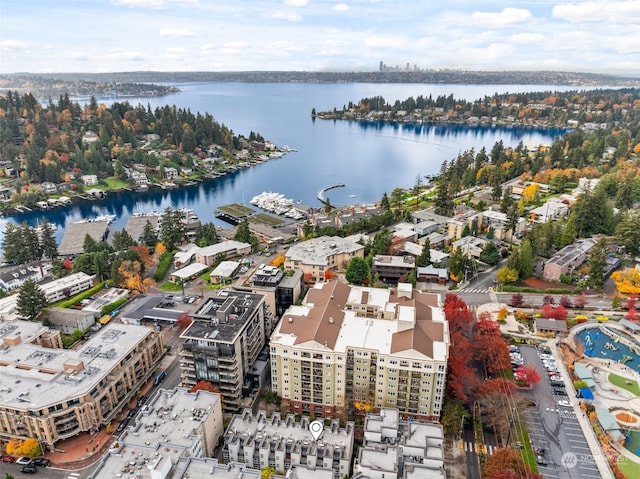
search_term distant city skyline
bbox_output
[1,1,639,76]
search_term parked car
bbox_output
[33,457,50,467]
[16,457,33,465]
[557,399,572,407]
[534,446,546,456]
[20,465,37,474]
[536,455,547,466]
[0,455,14,463]
[553,388,568,396]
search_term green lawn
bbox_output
[161,281,183,292]
[609,372,640,396]
[103,177,130,189]
[618,454,640,479]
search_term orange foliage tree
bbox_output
[482,447,542,479]
[324,269,335,281]
[612,267,640,296]
[272,254,285,267]
[118,260,155,294]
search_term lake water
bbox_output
[1,82,578,247]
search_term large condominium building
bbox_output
[0,323,163,448]
[223,409,354,479]
[284,235,365,281]
[89,387,224,479]
[180,290,266,412]
[270,282,449,421]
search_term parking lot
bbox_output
[517,345,603,479]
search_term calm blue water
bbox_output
[1,82,578,247]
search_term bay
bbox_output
[1,82,577,248]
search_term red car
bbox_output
[0,455,15,463]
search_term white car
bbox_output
[557,400,572,408]
[16,457,32,465]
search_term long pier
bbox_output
[317,183,345,204]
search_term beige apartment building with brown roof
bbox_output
[269,282,449,421]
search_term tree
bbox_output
[542,295,555,305]
[482,446,542,479]
[194,222,219,247]
[509,293,524,308]
[371,228,393,256]
[612,267,640,296]
[496,266,518,284]
[560,213,577,247]
[141,220,158,247]
[479,241,500,266]
[515,365,542,387]
[434,182,454,217]
[176,311,192,329]
[416,238,431,267]
[118,260,155,294]
[345,257,370,285]
[39,218,58,259]
[380,192,390,211]
[189,380,219,393]
[324,196,332,214]
[441,399,468,437]
[16,279,47,320]
[447,247,467,283]
[552,304,568,321]
[615,209,640,255]
[574,292,587,309]
[586,238,607,290]
[233,219,257,250]
[261,466,276,479]
[19,438,42,458]
[518,239,534,279]
[111,228,136,251]
[473,314,510,376]
[323,269,335,281]
[160,207,186,251]
[559,295,573,308]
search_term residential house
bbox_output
[41,182,58,194]
[47,307,96,334]
[480,209,526,241]
[164,167,179,180]
[530,199,570,223]
[81,174,99,186]
[416,265,449,285]
[451,236,488,259]
[82,131,99,143]
[194,240,252,266]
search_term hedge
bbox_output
[100,297,128,316]
[153,252,175,282]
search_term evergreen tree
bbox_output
[83,234,98,253]
[434,182,454,217]
[479,241,500,266]
[39,219,58,260]
[447,247,467,283]
[160,207,186,251]
[233,219,258,251]
[111,228,136,251]
[560,213,577,247]
[141,220,158,247]
[416,238,431,267]
[519,239,534,279]
[1,222,23,264]
[615,209,640,255]
[194,222,219,247]
[16,279,47,321]
[587,239,607,290]
[380,192,391,211]
[371,229,393,256]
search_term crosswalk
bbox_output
[458,288,491,294]
[460,441,497,455]
[67,474,80,479]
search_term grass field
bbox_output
[103,177,130,189]
[609,372,640,396]
[619,454,640,478]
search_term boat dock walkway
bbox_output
[317,183,345,204]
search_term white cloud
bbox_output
[332,3,349,12]
[363,35,407,49]
[223,41,247,49]
[265,41,304,52]
[553,1,640,23]
[112,0,168,8]
[0,40,31,51]
[471,7,533,27]
[510,33,545,44]
[159,28,194,36]
[284,0,308,6]
[269,11,303,21]
[165,47,186,54]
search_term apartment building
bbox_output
[270,282,449,421]
[0,261,43,292]
[89,387,223,479]
[223,409,353,479]
[542,238,597,281]
[284,235,365,281]
[39,272,95,303]
[355,407,445,479]
[0,323,163,448]
[180,290,266,412]
[371,255,416,283]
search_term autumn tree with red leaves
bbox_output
[176,311,192,330]
[189,380,220,394]
[475,379,528,444]
[472,313,510,376]
[509,293,524,308]
[574,292,587,309]
[515,365,542,387]
[482,446,543,479]
[443,294,477,402]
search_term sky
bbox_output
[1,0,640,76]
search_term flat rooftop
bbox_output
[120,388,221,449]
[121,295,185,323]
[0,323,155,411]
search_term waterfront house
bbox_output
[0,261,44,292]
[164,167,179,180]
[81,174,99,186]
[41,182,58,194]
